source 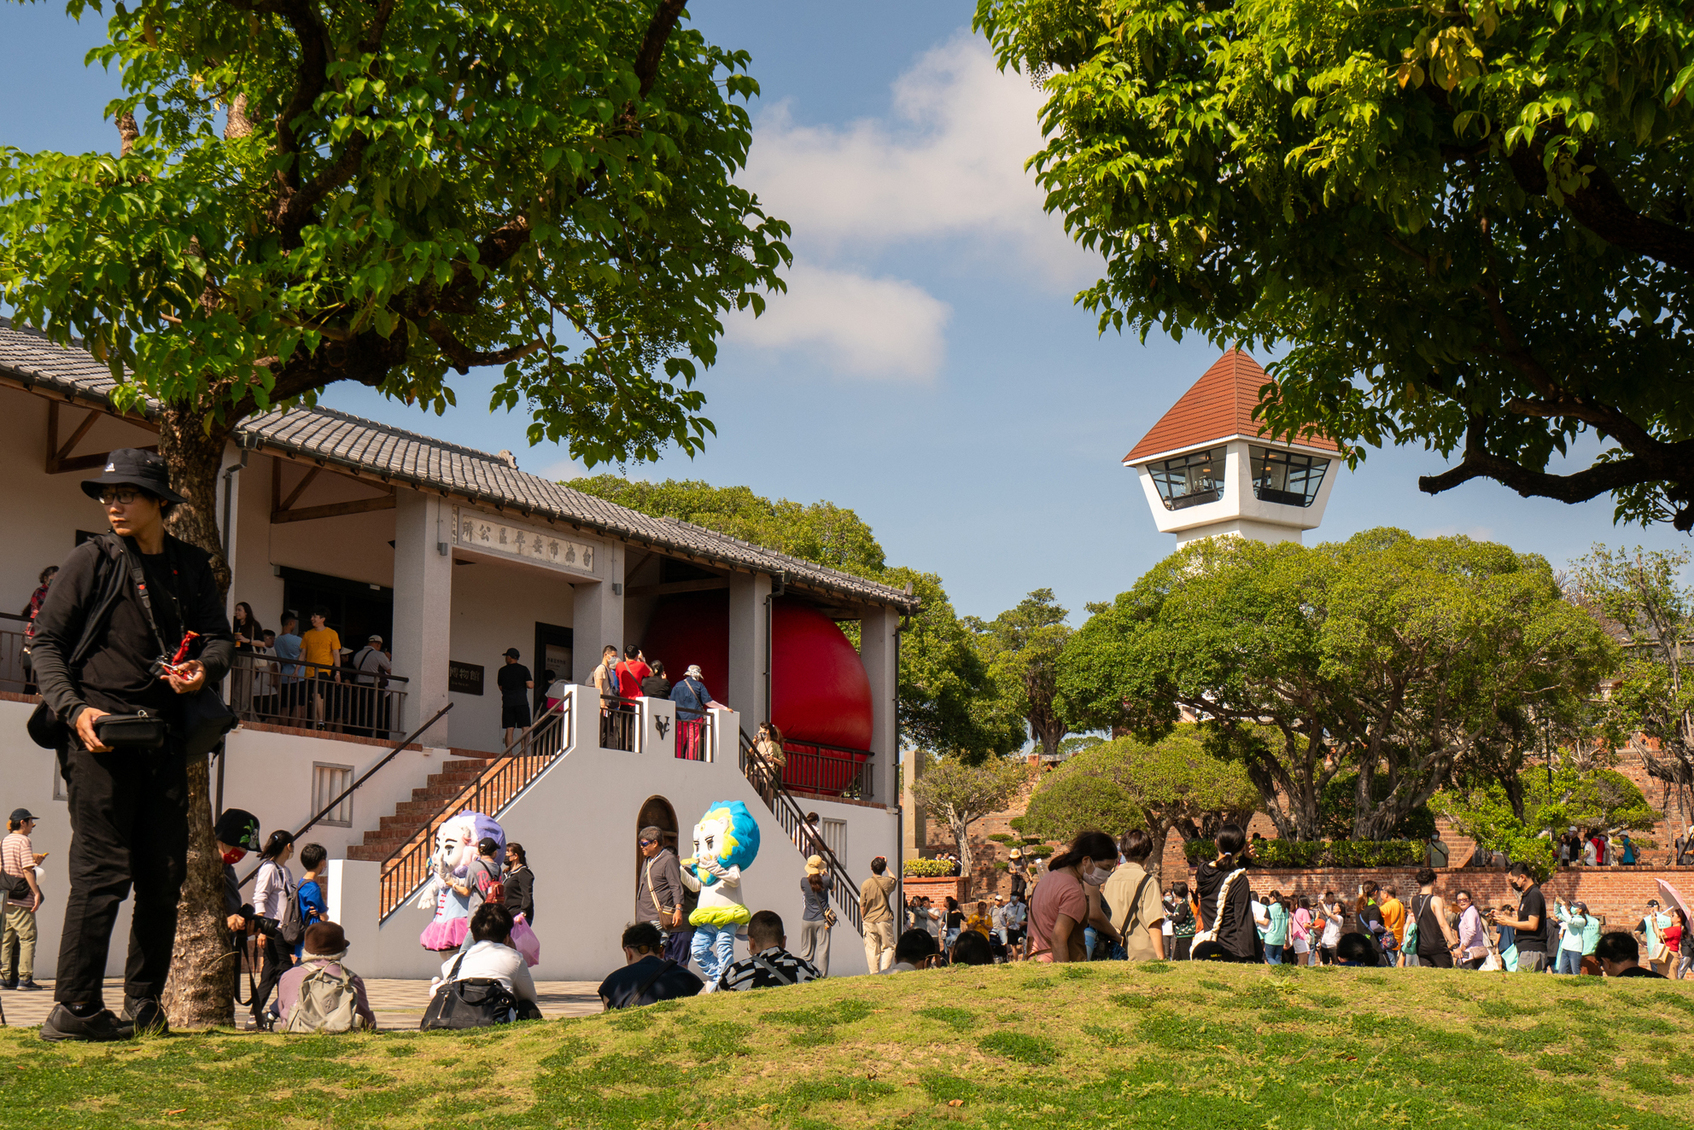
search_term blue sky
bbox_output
[2,1,1687,620]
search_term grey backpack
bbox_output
[282,961,362,1033]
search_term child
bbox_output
[295,843,329,959]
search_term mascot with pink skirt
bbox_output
[414,811,540,965]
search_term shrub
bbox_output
[986,832,1014,844]
[1183,838,1217,862]
[903,859,954,877]
[1251,839,1324,868]
[1326,840,1422,867]
[1021,844,1054,859]
[994,861,1009,871]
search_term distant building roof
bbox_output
[0,319,917,613]
[1122,349,1338,464]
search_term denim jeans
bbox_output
[691,924,737,990]
[1264,943,1285,965]
[1555,947,1583,975]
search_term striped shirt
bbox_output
[717,947,821,992]
[2,833,35,908]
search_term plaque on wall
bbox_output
[448,661,484,696]
[452,507,599,577]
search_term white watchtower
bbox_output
[1124,349,1340,547]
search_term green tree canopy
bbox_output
[1435,763,1658,879]
[1570,545,1694,822]
[912,755,1034,879]
[976,0,1694,528]
[967,588,1073,760]
[1060,528,1616,841]
[1018,729,1258,881]
[0,0,784,1028]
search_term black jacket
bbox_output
[503,865,536,923]
[30,531,233,728]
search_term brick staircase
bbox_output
[346,755,489,862]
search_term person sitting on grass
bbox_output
[1596,930,1667,978]
[950,929,995,966]
[881,929,940,973]
[270,921,377,1032]
[597,922,704,1010]
[716,910,821,991]
[1332,932,1380,967]
[430,903,543,1019]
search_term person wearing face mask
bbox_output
[213,809,262,1008]
[1026,830,1119,962]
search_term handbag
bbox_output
[93,711,169,750]
[420,953,519,1030]
[120,541,235,758]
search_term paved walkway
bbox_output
[0,979,604,1032]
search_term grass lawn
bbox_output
[5,960,1694,1128]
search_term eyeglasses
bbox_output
[638,839,656,847]
[99,488,146,505]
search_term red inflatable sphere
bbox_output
[640,592,873,750]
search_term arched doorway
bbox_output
[636,795,680,905]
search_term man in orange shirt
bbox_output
[1379,885,1408,966]
[615,644,651,700]
[300,607,342,728]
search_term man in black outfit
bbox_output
[597,922,703,1009]
[496,647,533,748]
[1491,862,1549,973]
[29,450,233,1041]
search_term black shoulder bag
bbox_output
[420,952,519,1030]
[120,540,235,758]
[27,539,128,750]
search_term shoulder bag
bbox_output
[26,539,128,750]
[420,952,519,1030]
[119,540,235,758]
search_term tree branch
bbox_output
[424,318,546,373]
[1505,141,1694,273]
[633,0,689,99]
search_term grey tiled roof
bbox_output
[0,319,918,612]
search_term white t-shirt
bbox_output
[432,940,538,1006]
[1320,905,1342,947]
[253,861,293,922]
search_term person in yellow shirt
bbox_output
[1379,886,1408,966]
[966,900,994,940]
[300,607,341,728]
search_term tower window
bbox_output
[1250,446,1329,507]
[1148,448,1223,510]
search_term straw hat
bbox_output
[804,855,825,876]
[1008,847,1022,859]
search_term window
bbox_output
[1250,446,1330,507]
[820,818,847,863]
[312,763,355,827]
[1147,448,1224,510]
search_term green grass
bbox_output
[3,962,1694,1128]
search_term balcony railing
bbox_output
[776,739,874,800]
[0,615,28,694]
[738,728,863,934]
[227,652,409,740]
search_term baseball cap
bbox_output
[504,647,520,658]
[9,808,39,823]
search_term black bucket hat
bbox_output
[214,808,261,852]
[81,448,187,505]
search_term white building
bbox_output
[1124,349,1340,545]
[0,318,913,980]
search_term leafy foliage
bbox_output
[1323,840,1426,869]
[911,755,1034,879]
[1060,529,1615,841]
[1433,785,1557,881]
[1317,772,1437,842]
[1522,765,1660,834]
[967,589,1074,759]
[975,0,1694,528]
[902,858,956,878]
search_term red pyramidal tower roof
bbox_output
[1122,349,1338,464]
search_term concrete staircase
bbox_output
[346,755,489,862]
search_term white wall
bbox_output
[446,555,577,753]
[352,700,902,980]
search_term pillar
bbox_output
[393,492,453,744]
[859,604,900,805]
[572,542,623,685]
[728,572,772,726]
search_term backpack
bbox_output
[471,859,505,910]
[282,961,362,1033]
[264,863,306,948]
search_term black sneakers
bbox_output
[1,979,15,991]
[39,1004,136,1042]
[124,997,169,1036]
[16,979,43,991]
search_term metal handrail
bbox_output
[779,741,875,800]
[739,728,865,935]
[378,698,572,920]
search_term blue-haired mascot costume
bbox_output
[680,801,761,990]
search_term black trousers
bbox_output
[251,930,290,1017]
[54,742,189,1006]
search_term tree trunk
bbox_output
[1146,820,1170,887]
[156,404,238,1029]
[949,812,974,882]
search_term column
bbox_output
[393,492,453,744]
[728,572,772,725]
[571,542,623,685]
[859,604,900,805]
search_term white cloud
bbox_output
[728,260,951,380]
[747,34,1088,283]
